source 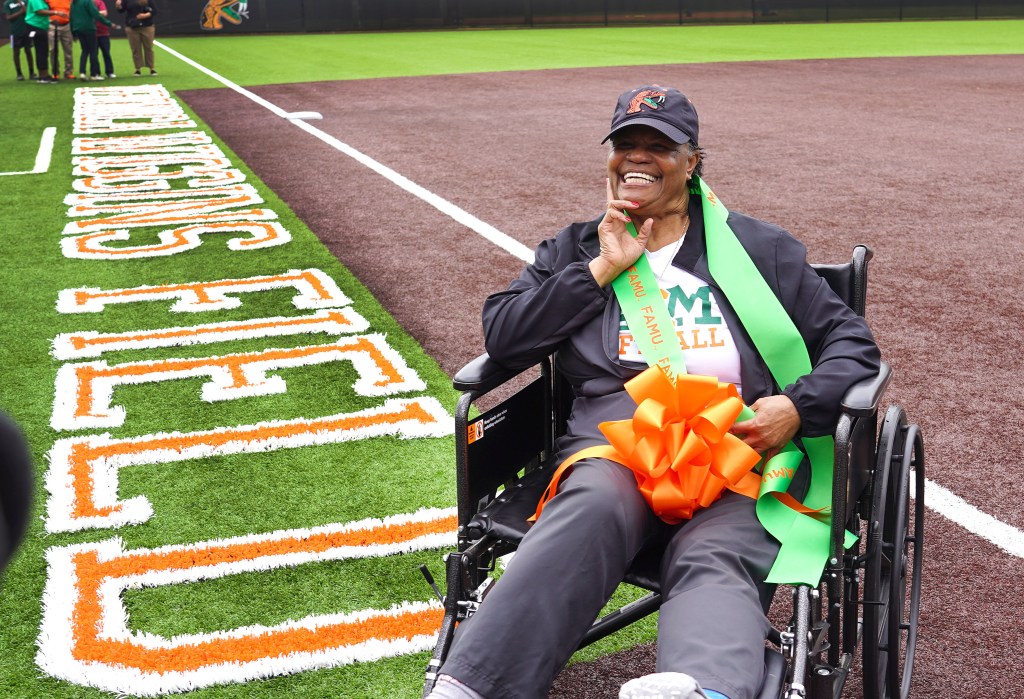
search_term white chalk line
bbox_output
[154,40,535,264]
[153,41,1024,561]
[0,126,56,176]
[917,478,1024,558]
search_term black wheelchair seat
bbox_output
[464,464,548,544]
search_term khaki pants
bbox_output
[48,22,73,76]
[125,25,155,71]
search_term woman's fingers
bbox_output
[729,395,801,455]
[635,217,654,243]
[591,179,651,285]
[601,203,638,226]
[605,202,640,226]
[606,177,640,213]
[608,206,632,224]
[608,199,640,211]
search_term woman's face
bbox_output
[608,125,698,217]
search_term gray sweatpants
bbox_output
[439,458,781,699]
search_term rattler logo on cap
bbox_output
[626,89,667,114]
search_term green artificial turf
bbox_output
[0,78,458,699]
[153,19,1024,88]
[0,18,1021,698]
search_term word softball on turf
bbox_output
[36,85,456,695]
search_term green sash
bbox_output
[615,176,854,585]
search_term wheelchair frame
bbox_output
[422,245,924,699]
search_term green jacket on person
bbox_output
[24,0,51,30]
[70,0,112,34]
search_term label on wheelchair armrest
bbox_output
[467,409,508,445]
[465,378,548,501]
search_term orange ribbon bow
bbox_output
[532,367,763,524]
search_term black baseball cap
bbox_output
[602,85,699,146]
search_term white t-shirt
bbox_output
[618,242,743,395]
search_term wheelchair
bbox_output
[422,245,925,699]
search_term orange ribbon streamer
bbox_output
[532,367,762,524]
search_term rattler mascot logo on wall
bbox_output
[201,0,249,30]
[627,89,667,114]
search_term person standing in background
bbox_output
[24,0,56,82]
[70,0,116,80]
[3,0,36,80]
[115,0,155,76]
[94,0,114,78]
[46,0,73,79]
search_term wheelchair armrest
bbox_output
[453,352,536,395]
[839,361,892,417]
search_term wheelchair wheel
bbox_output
[862,406,925,699]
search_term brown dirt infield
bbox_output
[180,53,1024,698]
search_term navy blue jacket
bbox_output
[483,196,881,463]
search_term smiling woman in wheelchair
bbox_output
[427,85,881,699]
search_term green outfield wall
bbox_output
[170,0,1024,36]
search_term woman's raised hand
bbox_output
[588,179,654,287]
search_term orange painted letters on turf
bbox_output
[57,269,350,314]
[72,130,212,155]
[37,508,456,694]
[74,85,196,134]
[53,308,370,360]
[45,397,452,532]
[61,221,291,259]
[52,334,427,430]
[63,184,273,234]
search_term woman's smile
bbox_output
[620,171,661,187]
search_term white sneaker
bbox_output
[107,73,116,78]
[79,73,87,81]
[619,672,707,699]
[427,675,486,699]
[90,75,104,81]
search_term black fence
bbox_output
[168,1,1023,36]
